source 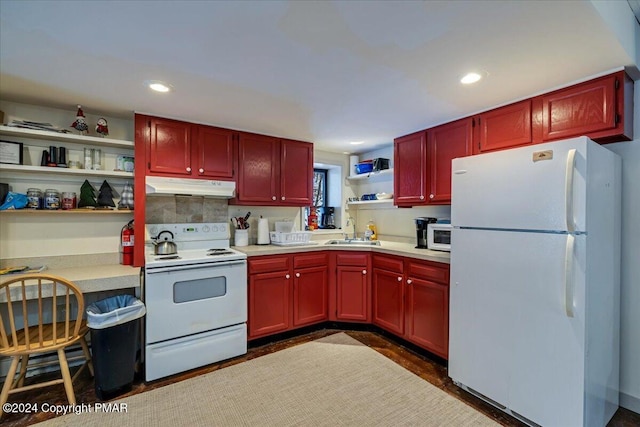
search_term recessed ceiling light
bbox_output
[350,141,364,145]
[460,72,482,85]
[145,80,172,93]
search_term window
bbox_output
[312,169,327,207]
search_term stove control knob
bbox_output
[212,225,218,232]
[149,226,158,236]
[202,225,210,232]
[219,224,226,233]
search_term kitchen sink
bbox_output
[325,239,381,246]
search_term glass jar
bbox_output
[27,188,42,209]
[61,192,77,210]
[44,189,60,210]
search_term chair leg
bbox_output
[80,336,94,377]
[57,348,76,405]
[16,354,29,388]
[1,356,20,417]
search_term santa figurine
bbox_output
[95,117,109,137]
[71,105,89,135]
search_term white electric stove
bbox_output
[143,222,248,382]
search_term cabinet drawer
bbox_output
[336,252,369,266]
[372,254,403,274]
[406,260,449,284]
[248,255,290,274]
[293,252,328,269]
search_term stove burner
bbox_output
[207,248,229,253]
[207,251,234,256]
[155,255,181,260]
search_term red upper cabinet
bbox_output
[475,100,532,153]
[394,131,427,206]
[236,133,279,204]
[235,134,313,206]
[193,125,235,179]
[427,118,473,204]
[280,139,313,205]
[146,116,236,180]
[541,71,633,143]
[147,117,191,176]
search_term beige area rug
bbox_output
[37,333,498,426]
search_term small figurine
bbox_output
[95,117,109,137]
[71,105,89,135]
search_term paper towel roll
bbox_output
[257,218,270,245]
[349,155,359,177]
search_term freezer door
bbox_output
[449,228,585,426]
[451,137,589,232]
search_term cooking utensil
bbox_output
[154,230,178,255]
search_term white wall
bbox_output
[604,80,640,413]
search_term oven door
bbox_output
[144,260,247,344]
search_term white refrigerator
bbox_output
[448,136,621,427]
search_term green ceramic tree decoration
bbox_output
[78,179,97,208]
[97,180,116,208]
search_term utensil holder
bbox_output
[235,229,249,247]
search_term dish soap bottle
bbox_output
[367,219,378,241]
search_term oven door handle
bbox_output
[146,260,246,274]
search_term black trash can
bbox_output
[86,295,146,400]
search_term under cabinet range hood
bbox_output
[145,176,236,198]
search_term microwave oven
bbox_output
[427,223,452,252]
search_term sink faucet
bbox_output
[346,216,357,240]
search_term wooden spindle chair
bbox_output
[0,274,93,415]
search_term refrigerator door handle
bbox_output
[564,234,575,318]
[564,149,577,233]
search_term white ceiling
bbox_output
[0,1,637,154]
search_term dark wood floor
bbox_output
[2,329,638,426]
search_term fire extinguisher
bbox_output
[120,220,134,266]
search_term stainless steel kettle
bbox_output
[154,230,177,255]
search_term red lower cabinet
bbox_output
[404,259,450,359]
[248,270,291,338]
[405,277,449,358]
[293,265,328,327]
[248,253,328,340]
[249,252,450,359]
[372,255,405,335]
[335,253,370,322]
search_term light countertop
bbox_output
[234,239,450,264]
[0,261,140,302]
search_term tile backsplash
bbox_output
[146,196,228,224]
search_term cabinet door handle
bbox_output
[407,279,412,285]
[281,196,285,201]
[199,168,204,173]
[397,277,402,282]
[186,167,192,173]
[362,270,367,275]
[429,194,434,199]
[285,274,290,279]
[272,196,277,201]
[419,195,424,200]
[295,272,300,278]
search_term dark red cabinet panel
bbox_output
[372,267,404,335]
[428,118,473,204]
[336,266,369,322]
[476,100,532,153]
[148,117,191,176]
[405,277,449,358]
[194,125,235,179]
[248,270,291,339]
[293,266,328,326]
[542,74,615,141]
[236,133,279,204]
[235,135,313,206]
[281,139,313,205]
[394,131,427,206]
